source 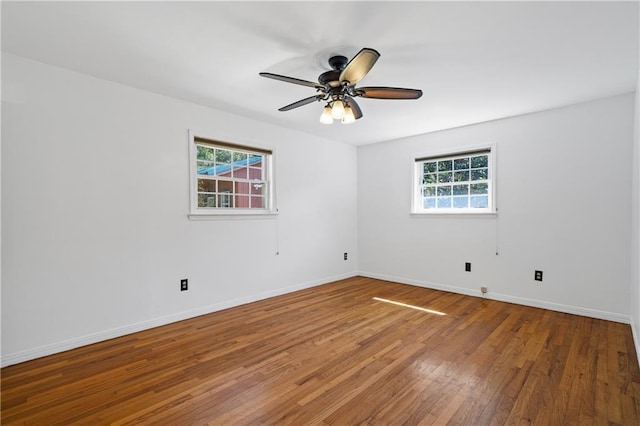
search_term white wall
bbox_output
[631,71,640,359]
[1,54,358,366]
[358,94,635,321]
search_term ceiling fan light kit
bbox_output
[260,47,422,125]
[320,104,334,124]
[341,105,356,124]
[331,99,345,119]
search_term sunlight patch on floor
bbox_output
[372,297,447,316]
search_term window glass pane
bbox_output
[454,171,469,182]
[470,195,488,208]
[198,194,218,208]
[423,173,436,184]
[453,196,469,208]
[249,154,263,166]
[437,186,452,197]
[216,163,232,176]
[438,172,452,183]
[470,155,488,168]
[423,187,436,197]
[423,197,436,209]
[453,184,468,196]
[235,195,249,208]
[250,196,264,208]
[437,197,452,208]
[454,158,469,170]
[236,181,250,195]
[471,169,488,181]
[219,193,233,208]
[438,160,452,171]
[198,179,216,193]
[470,183,488,195]
[218,180,233,193]
[423,162,437,173]
[249,167,263,180]
[233,152,248,166]
[197,145,215,161]
[197,161,215,175]
[251,182,265,195]
[233,167,248,179]
[216,149,232,164]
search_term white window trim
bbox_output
[187,129,278,220]
[411,143,497,216]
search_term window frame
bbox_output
[411,144,497,215]
[188,130,277,218]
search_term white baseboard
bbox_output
[358,271,631,324]
[0,271,357,368]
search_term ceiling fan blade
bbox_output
[259,72,324,90]
[344,97,363,119]
[339,48,380,85]
[357,87,423,99]
[278,95,324,111]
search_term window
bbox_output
[412,146,495,214]
[189,133,274,216]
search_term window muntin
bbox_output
[190,134,273,215]
[414,148,494,214]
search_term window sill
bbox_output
[410,212,497,219]
[189,210,278,221]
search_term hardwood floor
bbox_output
[2,276,640,425]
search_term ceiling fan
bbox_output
[259,48,422,124]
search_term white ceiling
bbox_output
[2,1,638,145]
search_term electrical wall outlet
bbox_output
[465,262,471,272]
[535,270,543,281]
[481,286,488,294]
[180,279,188,291]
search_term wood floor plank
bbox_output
[2,276,639,425]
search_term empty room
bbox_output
[2,1,639,424]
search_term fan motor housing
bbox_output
[318,55,349,87]
[318,70,341,87]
